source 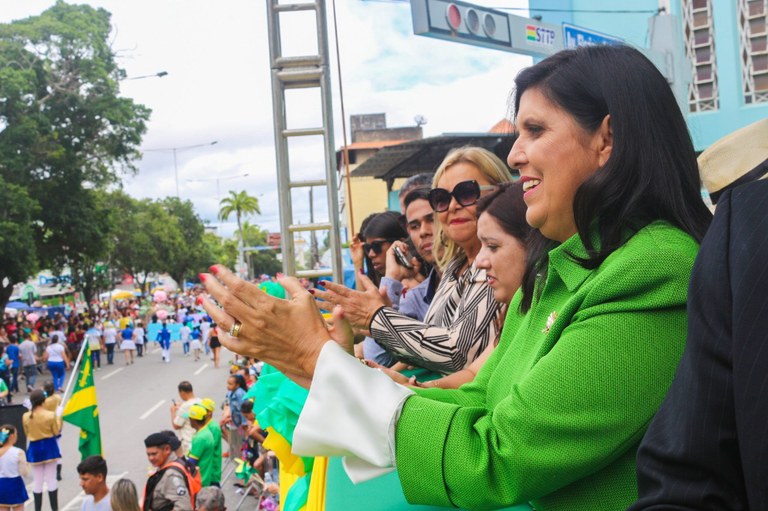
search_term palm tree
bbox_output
[218,190,261,238]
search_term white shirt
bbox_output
[46,343,66,363]
[133,327,145,344]
[102,328,117,345]
[20,340,37,366]
[180,326,191,341]
[80,491,111,511]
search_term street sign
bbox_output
[410,0,563,58]
[562,23,623,48]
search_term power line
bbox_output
[358,0,662,15]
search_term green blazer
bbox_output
[395,221,698,511]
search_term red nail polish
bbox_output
[359,269,365,275]
[196,296,204,305]
[199,273,207,282]
[308,289,315,295]
[209,265,219,274]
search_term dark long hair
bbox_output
[476,182,541,312]
[512,45,711,276]
[360,211,407,286]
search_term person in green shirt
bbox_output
[0,378,9,405]
[199,44,713,511]
[186,404,219,487]
[198,399,222,466]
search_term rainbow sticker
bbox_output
[526,25,537,41]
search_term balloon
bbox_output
[153,290,168,303]
[26,312,40,322]
[156,309,169,320]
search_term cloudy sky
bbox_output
[1,0,531,237]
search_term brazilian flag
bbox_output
[63,345,102,459]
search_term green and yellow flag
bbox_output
[63,344,102,459]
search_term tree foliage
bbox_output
[218,190,261,240]
[0,1,150,309]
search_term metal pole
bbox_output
[310,187,318,268]
[61,339,89,407]
[173,148,179,198]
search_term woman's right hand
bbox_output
[200,265,332,388]
[364,360,412,386]
[350,234,365,269]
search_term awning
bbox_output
[351,133,517,186]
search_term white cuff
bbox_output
[293,341,414,483]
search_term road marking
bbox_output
[140,399,166,420]
[54,472,129,511]
[101,367,124,380]
[194,363,209,375]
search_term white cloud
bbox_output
[1,0,531,238]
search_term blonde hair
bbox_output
[110,478,141,511]
[431,146,514,270]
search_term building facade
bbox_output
[528,0,768,150]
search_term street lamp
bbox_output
[144,140,219,197]
[122,71,169,81]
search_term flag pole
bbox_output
[61,339,89,406]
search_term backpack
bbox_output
[143,457,202,511]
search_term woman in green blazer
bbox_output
[199,44,712,511]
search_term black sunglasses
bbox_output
[363,239,397,255]
[427,180,497,212]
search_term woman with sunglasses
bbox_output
[200,45,711,510]
[370,182,535,391]
[355,211,408,367]
[313,146,513,376]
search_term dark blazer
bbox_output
[630,179,768,510]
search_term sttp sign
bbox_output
[562,23,623,48]
[410,0,564,58]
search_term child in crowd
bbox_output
[0,425,30,511]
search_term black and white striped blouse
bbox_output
[369,255,503,375]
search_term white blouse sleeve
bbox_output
[293,341,414,483]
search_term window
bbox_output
[683,0,719,111]
[739,0,768,103]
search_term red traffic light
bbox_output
[446,4,461,31]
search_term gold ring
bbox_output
[229,320,242,338]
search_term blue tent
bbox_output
[6,301,31,310]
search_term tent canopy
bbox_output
[351,133,517,189]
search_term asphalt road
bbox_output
[21,343,251,510]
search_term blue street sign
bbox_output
[562,23,623,48]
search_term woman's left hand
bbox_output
[200,265,331,387]
[310,275,387,329]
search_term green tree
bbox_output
[239,221,281,277]
[218,190,261,240]
[0,2,150,302]
[161,197,212,289]
[112,198,184,292]
[203,232,238,270]
[0,177,39,310]
[62,188,118,303]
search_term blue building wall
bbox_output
[529,0,768,150]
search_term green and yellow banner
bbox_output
[63,345,102,459]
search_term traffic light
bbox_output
[411,0,513,52]
[410,0,563,57]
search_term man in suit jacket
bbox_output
[630,120,768,509]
